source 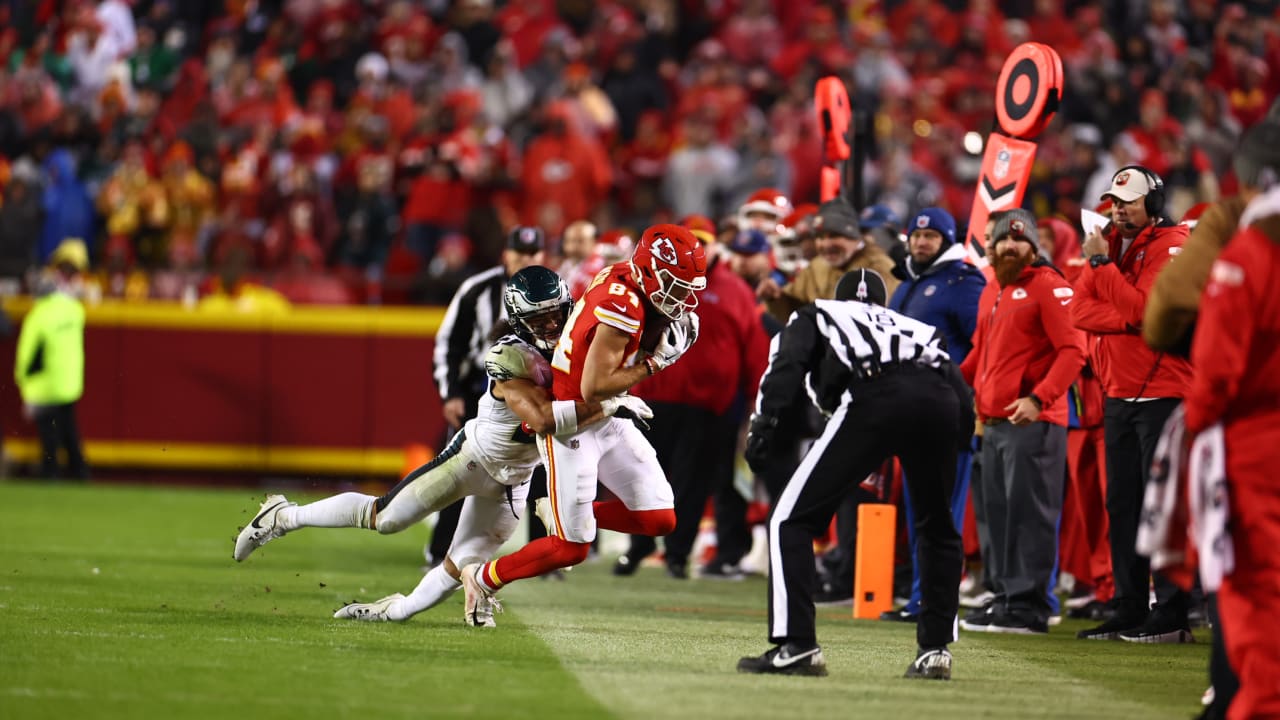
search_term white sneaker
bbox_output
[234,494,295,562]
[334,593,405,622]
[460,563,502,627]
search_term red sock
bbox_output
[481,536,591,590]
[593,500,676,536]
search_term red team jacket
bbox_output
[1184,222,1280,452]
[552,262,651,403]
[960,263,1087,426]
[632,258,769,415]
[1071,222,1193,399]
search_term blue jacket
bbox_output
[40,149,94,265]
[889,243,985,365]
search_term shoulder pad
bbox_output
[484,336,552,387]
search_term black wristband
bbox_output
[1089,254,1112,268]
[1028,393,1043,410]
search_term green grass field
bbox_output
[0,481,1209,719]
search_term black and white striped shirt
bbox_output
[755,298,953,418]
[434,265,507,402]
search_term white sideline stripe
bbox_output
[768,400,848,640]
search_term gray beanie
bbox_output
[812,199,861,239]
[990,208,1040,250]
[1234,119,1280,191]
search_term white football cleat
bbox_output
[460,563,502,627]
[234,494,295,562]
[334,593,406,622]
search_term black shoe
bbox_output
[737,643,828,677]
[959,602,996,632]
[1077,613,1145,640]
[879,607,918,623]
[666,561,688,580]
[904,647,952,680]
[700,559,746,581]
[1119,608,1194,644]
[1067,599,1115,622]
[985,612,1049,635]
[612,555,639,576]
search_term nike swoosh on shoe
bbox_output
[772,647,820,668]
[250,501,286,529]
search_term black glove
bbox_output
[745,413,779,474]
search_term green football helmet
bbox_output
[504,266,573,354]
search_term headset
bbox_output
[1110,164,1165,220]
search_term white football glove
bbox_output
[649,312,700,371]
[600,394,654,430]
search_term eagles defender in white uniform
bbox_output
[232,267,652,626]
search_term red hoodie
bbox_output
[633,257,769,415]
[960,263,1086,426]
[1071,222,1192,399]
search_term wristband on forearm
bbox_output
[552,400,578,436]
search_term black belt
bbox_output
[854,361,933,383]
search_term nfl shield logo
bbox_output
[924,285,937,297]
[994,149,1011,180]
[570,439,581,450]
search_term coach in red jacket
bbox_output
[1072,166,1195,644]
[959,209,1085,634]
[617,218,771,579]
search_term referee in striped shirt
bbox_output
[737,269,973,681]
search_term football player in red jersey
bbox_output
[460,224,708,608]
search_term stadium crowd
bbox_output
[7,0,1280,715]
[1,0,1277,306]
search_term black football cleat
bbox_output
[737,643,828,677]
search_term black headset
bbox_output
[1110,164,1165,219]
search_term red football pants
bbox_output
[1220,477,1280,720]
[1060,427,1114,602]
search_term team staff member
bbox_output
[1181,143,1280,720]
[1072,166,1194,643]
[884,207,984,622]
[738,269,973,680]
[959,209,1085,635]
[431,226,547,565]
[16,240,89,480]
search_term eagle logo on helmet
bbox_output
[1115,171,1130,186]
[651,237,678,265]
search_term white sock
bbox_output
[278,493,376,532]
[390,565,461,621]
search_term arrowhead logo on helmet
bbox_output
[630,224,708,320]
[651,237,678,265]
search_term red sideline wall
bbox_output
[0,299,446,477]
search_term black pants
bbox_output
[34,402,88,480]
[1103,397,1189,620]
[768,366,962,649]
[626,402,736,569]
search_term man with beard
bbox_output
[882,208,985,622]
[959,209,1085,635]
[1072,165,1195,644]
[758,198,899,322]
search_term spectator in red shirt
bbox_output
[519,101,611,238]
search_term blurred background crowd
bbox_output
[2,0,1277,307]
